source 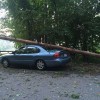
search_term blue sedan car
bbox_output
[0,45,71,70]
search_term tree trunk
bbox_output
[82,31,88,62]
[0,36,100,58]
[27,20,33,40]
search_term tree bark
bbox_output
[0,36,100,58]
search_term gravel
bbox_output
[0,64,100,100]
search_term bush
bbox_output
[71,54,100,64]
[87,56,100,63]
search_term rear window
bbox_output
[35,44,62,52]
[47,49,60,52]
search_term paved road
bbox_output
[0,64,100,100]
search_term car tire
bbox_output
[35,60,46,70]
[2,59,10,68]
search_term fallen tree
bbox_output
[0,36,100,58]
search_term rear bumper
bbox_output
[45,57,71,67]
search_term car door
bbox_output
[11,46,40,65]
[23,47,40,64]
[11,47,27,64]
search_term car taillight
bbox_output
[54,52,60,58]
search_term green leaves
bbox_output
[2,0,100,51]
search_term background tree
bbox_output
[0,0,100,53]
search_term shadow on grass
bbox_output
[11,64,71,71]
[1,62,100,75]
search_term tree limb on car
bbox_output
[0,36,100,58]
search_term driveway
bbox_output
[0,63,100,100]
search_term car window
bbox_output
[15,47,40,54]
[25,47,40,54]
[16,47,26,54]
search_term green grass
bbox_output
[70,94,80,99]
[71,54,100,64]
[44,98,48,100]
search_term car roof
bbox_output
[25,45,44,48]
[26,45,40,47]
[26,45,63,50]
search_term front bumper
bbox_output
[45,57,71,67]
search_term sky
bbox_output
[0,9,7,18]
[0,8,10,35]
[0,7,15,50]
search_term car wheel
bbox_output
[36,60,46,70]
[2,59,10,68]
